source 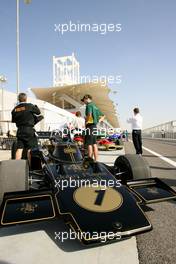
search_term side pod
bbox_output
[0,190,58,227]
[127,178,176,204]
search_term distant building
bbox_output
[31,82,119,129]
[0,90,75,134]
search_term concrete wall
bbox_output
[143,120,176,134]
[143,120,176,139]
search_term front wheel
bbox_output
[114,154,151,182]
[0,160,29,202]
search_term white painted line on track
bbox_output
[142,146,176,168]
[129,139,176,168]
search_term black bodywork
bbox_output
[0,131,176,245]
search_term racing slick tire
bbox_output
[0,160,29,202]
[114,154,151,182]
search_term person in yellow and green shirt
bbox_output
[81,94,105,162]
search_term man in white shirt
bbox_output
[73,111,85,132]
[127,108,143,155]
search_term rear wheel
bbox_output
[0,160,29,203]
[114,154,151,182]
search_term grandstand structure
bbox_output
[32,53,120,129]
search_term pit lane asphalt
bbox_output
[0,149,139,264]
[124,139,176,264]
[1,140,175,264]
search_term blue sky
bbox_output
[0,0,176,129]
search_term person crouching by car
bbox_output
[81,94,105,162]
[11,92,43,160]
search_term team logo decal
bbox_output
[17,203,38,214]
[64,147,76,154]
[73,186,123,213]
[146,187,160,195]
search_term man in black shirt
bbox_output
[11,93,41,159]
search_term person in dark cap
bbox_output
[81,94,105,162]
[11,92,43,159]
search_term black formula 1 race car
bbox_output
[0,131,176,245]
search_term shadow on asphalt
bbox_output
[140,205,155,212]
[0,218,129,253]
[160,178,176,187]
[150,166,176,171]
[0,261,12,264]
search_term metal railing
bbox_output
[143,132,176,140]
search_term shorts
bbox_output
[16,127,38,149]
[85,124,97,145]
